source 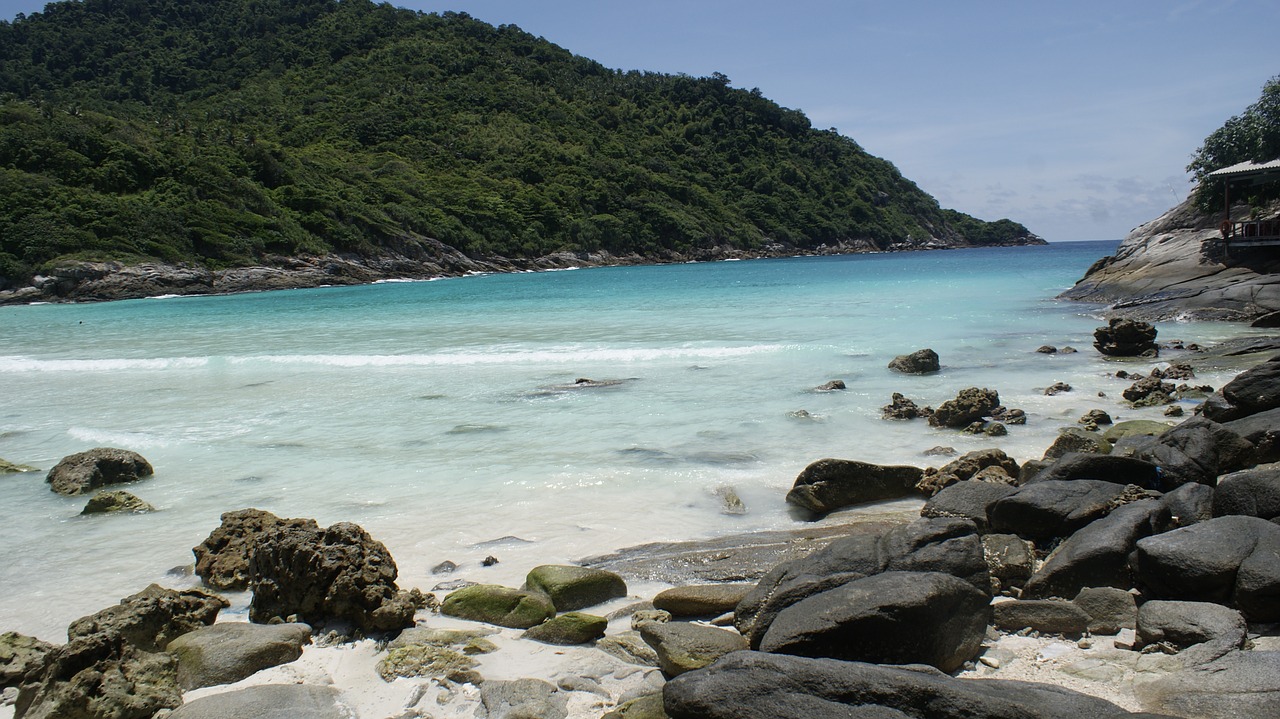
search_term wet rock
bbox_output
[988,479,1133,540]
[1136,600,1246,651]
[1061,346,1079,354]
[813,380,846,391]
[992,599,1090,635]
[881,392,929,420]
[1094,318,1158,357]
[785,458,923,516]
[1123,376,1175,407]
[45,447,153,496]
[1154,363,1196,381]
[0,458,38,473]
[432,560,458,575]
[929,388,1000,428]
[521,612,608,645]
[887,348,940,374]
[166,684,350,719]
[759,570,989,672]
[1212,465,1280,520]
[992,406,1026,425]
[1080,409,1114,426]
[922,480,1017,532]
[193,508,320,592]
[923,446,957,457]
[440,584,556,629]
[1022,500,1159,599]
[524,565,627,612]
[712,485,746,515]
[916,448,1020,496]
[1164,405,1184,417]
[1037,345,1058,354]
[653,584,753,618]
[0,632,53,689]
[1072,587,1137,634]
[166,622,311,690]
[81,490,154,515]
[247,521,416,632]
[638,621,747,677]
[1043,428,1112,460]
[1045,382,1072,396]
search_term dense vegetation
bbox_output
[0,0,1037,285]
[1189,75,1280,210]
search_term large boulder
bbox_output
[1212,465,1280,520]
[1220,358,1280,419]
[247,521,416,633]
[916,448,1019,496]
[16,585,227,719]
[523,565,626,612]
[1093,318,1157,357]
[1043,428,1111,460]
[1022,499,1160,599]
[1136,600,1246,651]
[1149,482,1214,534]
[166,622,312,690]
[0,632,54,689]
[992,599,1090,635]
[1135,650,1280,719]
[1072,587,1137,634]
[45,448,153,496]
[735,518,988,648]
[638,622,747,677]
[1029,452,1161,489]
[653,584,753,618]
[664,651,1150,719]
[166,684,351,719]
[987,480,1136,540]
[785,459,923,516]
[888,348,940,374]
[1133,515,1280,621]
[929,388,1000,428]
[521,612,607,646]
[193,509,320,591]
[921,480,1017,532]
[1223,406,1280,462]
[758,571,989,673]
[1130,417,1255,488]
[440,585,556,629]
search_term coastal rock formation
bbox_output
[166,622,312,690]
[991,599,1091,635]
[929,387,999,428]
[81,490,154,515]
[1212,466,1280,519]
[887,348,940,374]
[45,447,153,496]
[1060,196,1280,321]
[784,459,923,516]
[193,509,320,591]
[0,632,54,689]
[1093,318,1158,357]
[916,448,1020,496]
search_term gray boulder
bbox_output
[785,459,923,516]
[1149,482,1214,534]
[166,622,311,690]
[929,388,1000,428]
[480,678,568,719]
[664,650,1151,719]
[523,565,627,612]
[987,479,1134,540]
[0,632,54,689]
[1221,359,1280,418]
[1022,500,1159,599]
[45,448,153,496]
[638,622,747,677]
[166,684,351,719]
[1212,465,1280,520]
[1133,514,1280,621]
[1136,650,1280,719]
[193,509,320,591]
[1103,420,1173,444]
[1029,452,1161,489]
[1136,600,1246,651]
[603,694,666,719]
[1093,318,1157,357]
[1131,417,1255,488]
[596,631,660,668]
[653,584,753,618]
[1223,407,1280,462]
[992,599,1090,635]
[921,480,1017,532]
[888,348,940,374]
[247,521,416,632]
[735,518,987,648]
[440,584,556,629]
[1072,587,1136,634]
[759,571,989,673]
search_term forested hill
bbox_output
[0,0,1042,292]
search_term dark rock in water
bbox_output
[881,392,929,420]
[1045,382,1072,396]
[17,584,226,719]
[1164,405,1184,417]
[1220,359,1280,419]
[1022,499,1159,600]
[81,490,155,514]
[759,570,989,673]
[1036,345,1058,354]
[193,509,320,592]
[1136,600,1246,651]
[921,481,1017,533]
[166,622,312,690]
[1043,428,1112,460]
[1030,452,1161,489]
[1123,376,1175,406]
[1153,363,1196,381]
[1061,346,1079,353]
[653,584,754,618]
[734,517,988,648]
[1103,420,1172,444]
[992,599,1090,635]
[1212,466,1280,520]
[982,534,1036,590]
[1223,407,1280,463]
[929,387,999,428]
[987,479,1134,540]
[521,612,607,646]
[992,406,1026,425]
[1150,482,1214,534]
[638,621,747,677]
[1130,417,1255,488]
[1133,515,1280,621]
[1093,318,1158,357]
[923,445,957,457]
[432,560,458,575]
[0,457,38,473]
[167,684,350,719]
[813,380,846,391]
[663,650,1145,719]
[0,632,54,689]
[785,459,923,516]
[45,447,153,496]
[482,555,499,566]
[1072,587,1137,634]
[917,448,1019,496]
[1135,649,1280,719]
[1080,409,1114,426]
[523,565,627,612]
[887,348,940,374]
[248,521,416,632]
[439,584,555,629]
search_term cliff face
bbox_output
[1059,197,1280,322]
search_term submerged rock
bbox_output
[45,447,153,496]
[888,348,940,374]
[0,457,38,473]
[81,490,155,515]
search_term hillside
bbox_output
[0,0,1042,301]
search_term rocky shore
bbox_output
[3,330,1280,719]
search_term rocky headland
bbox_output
[1060,197,1280,322]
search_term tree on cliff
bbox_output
[1188,75,1280,210]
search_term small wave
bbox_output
[68,427,169,448]
[0,356,210,372]
[229,344,786,368]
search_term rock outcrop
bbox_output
[45,448,153,496]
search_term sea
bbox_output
[0,241,1262,641]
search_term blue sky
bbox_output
[1,0,1277,241]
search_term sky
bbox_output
[1,0,1277,241]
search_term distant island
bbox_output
[0,0,1041,303]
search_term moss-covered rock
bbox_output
[521,612,607,645]
[0,631,54,688]
[603,693,669,719]
[0,457,38,473]
[523,565,627,612]
[440,584,555,629]
[81,490,155,514]
[1043,427,1112,460]
[376,643,480,683]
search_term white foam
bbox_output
[0,356,210,372]
[227,344,787,368]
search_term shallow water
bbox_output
[0,242,1262,640]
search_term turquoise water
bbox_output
[0,242,1258,639]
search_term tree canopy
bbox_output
[0,0,1038,283]
[1189,75,1280,210]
